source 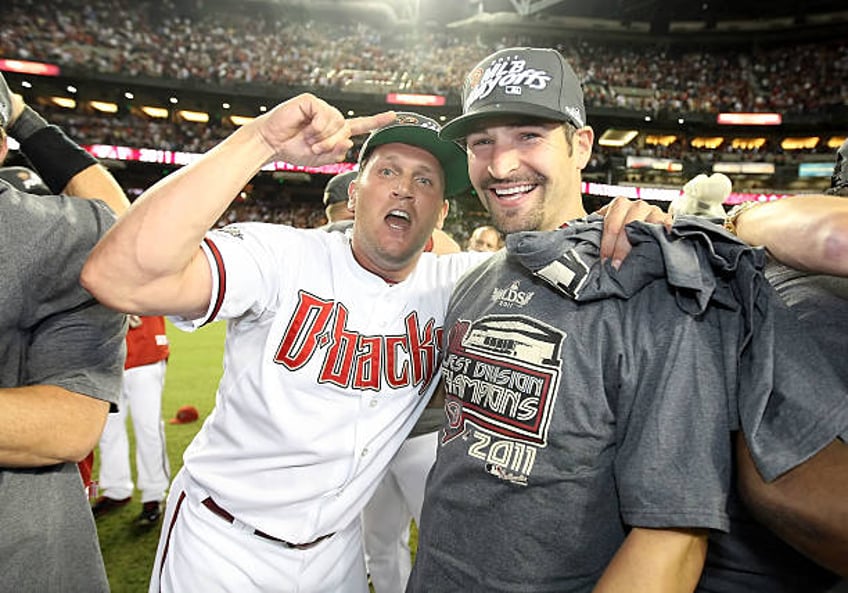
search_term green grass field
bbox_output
[94,320,225,592]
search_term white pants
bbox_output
[98,360,170,502]
[150,469,368,593]
[361,432,438,593]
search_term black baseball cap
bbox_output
[826,138,848,197]
[323,170,358,207]
[358,112,470,197]
[0,166,51,195]
[440,47,587,141]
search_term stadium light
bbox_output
[51,96,76,109]
[230,115,255,127]
[780,137,820,150]
[691,137,724,149]
[90,101,119,114]
[718,113,782,125]
[828,136,847,149]
[178,110,210,123]
[141,106,169,119]
[598,129,638,148]
[645,134,678,147]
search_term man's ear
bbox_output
[0,127,8,165]
[574,126,594,170]
[347,180,357,212]
[436,199,449,230]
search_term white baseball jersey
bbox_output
[173,223,485,544]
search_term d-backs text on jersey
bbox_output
[274,290,443,394]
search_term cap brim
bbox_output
[361,127,471,197]
[440,102,575,141]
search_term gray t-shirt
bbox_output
[699,259,848,593]
[0,182,126,592]
[410,217,848,593]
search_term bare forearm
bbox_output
[82,122,273,316]
[734,196,848,275]
[0,385,109,467]
[737,435,848,576]
[593,527,707,593]
[63,163,130,216]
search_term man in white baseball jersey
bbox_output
[81,96,485,593]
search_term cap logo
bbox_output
[465,56,553,111]
[392,113,439,132]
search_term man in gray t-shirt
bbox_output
[0,74,128,592]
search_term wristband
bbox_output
[19,125,97,193]
[7,105,49,143]
[723,201,761,236]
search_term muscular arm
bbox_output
[733,196,848,276]
[82,95,393,318]
[736,434,848,576]
[0,384,109,467]
[593,527,708,593]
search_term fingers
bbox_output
[599,197,671,268]
[348,111,397,137]
[308,110,397,159]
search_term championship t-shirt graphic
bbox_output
[441,314,563,485]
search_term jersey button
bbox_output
[361,448,369,457]
[369,399,378,408]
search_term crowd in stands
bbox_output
[1,0,846,116]
[2,0,842,240]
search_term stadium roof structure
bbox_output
[269,0,847,39]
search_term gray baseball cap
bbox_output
[441,47,586,141]
[358,112,470,197]
[323,170,358,207]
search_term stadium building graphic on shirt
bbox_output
[442,315,564,484]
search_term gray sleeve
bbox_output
[20,195,125,406]
[614,285,732,532]
[741,288,848,481]
[25,300,126,406]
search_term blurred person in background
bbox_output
[465,224,503,252]
[92,314,171,529]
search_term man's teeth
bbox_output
[388,210,410,220]
[494,184,534,197]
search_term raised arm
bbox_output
[2,80,130,216]
[81,94,394,318]
[731,195,848,276]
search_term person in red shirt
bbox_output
[92,315,171,527]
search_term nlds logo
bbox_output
[491,281,534,308]
[465,57,552,110]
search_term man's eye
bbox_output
[520,132,541,141]
[379,168,395,176]
[417,177,433,186]
[467,137,491,148]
